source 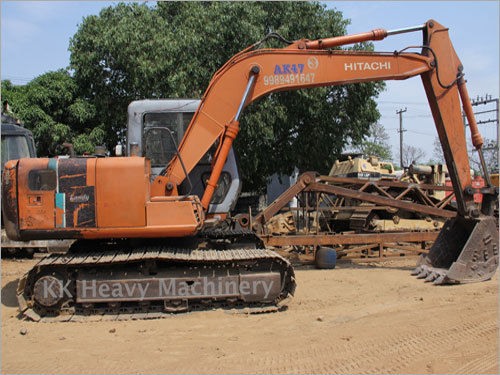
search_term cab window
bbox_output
[143,112,195,167]
[1,135,30,171]
[201,171,232,204]
[28,169,57,191]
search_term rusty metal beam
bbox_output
[262,231,439,247]
[306,182,456,218]
[319,175,454,191]
[253,172,317,224]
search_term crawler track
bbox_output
[17,240,295,322]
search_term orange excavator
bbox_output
[3,20,498,321]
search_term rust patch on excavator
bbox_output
[2,162,20,239]
[58,159,96,228]
[18,229,83,240]
[2,163,18,222]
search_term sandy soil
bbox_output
[1,256,498,374]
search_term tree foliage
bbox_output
[353,122,392,160]
[1,72,102,156]
[469,138,498,174]
[399,145,426,167]
[431,136,446,164]
[69,1,384,191]
[432,136,497,175]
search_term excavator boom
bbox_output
[164,43,433,191]
[162,19,498,284]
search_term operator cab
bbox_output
[126,99,241,215]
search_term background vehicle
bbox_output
[325,155,451,233]
[1,113,36,167]
[329,154,397,180]
[4,19,498,321]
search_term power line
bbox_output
[396,108,407,168]
[405,114,432,118]
[406,130,435,137]
[463,94,499,147]
[378,100,428,105]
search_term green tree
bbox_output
[1,71,101,156]
[69,1,384,191]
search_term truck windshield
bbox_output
[143,112,194,167]
[1,135,31,170]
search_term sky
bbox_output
[1,1,499,163]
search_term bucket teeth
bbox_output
[412,264,449,284]
[411,266,422,276]
[433,274,447,285]
[416,267,430,279]
[425,271,438,282]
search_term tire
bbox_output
[315,247,337,269]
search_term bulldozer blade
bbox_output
[413,216,499,284]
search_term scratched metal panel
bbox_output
[57,158,96,228]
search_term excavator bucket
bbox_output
[412,216,499,284]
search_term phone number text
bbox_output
[263,73,316,86]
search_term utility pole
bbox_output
[397,108,407,168]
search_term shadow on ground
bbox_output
[2,280,19,308]
[337,259,417,271]
[293,257,417,271]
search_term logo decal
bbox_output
[344,62,391,71]
[307,57,319,70]
[274,64,304,75]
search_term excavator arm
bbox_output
[160,19,498,284]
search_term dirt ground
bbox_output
[1,256,499,374]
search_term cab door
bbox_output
[17,159,55,230]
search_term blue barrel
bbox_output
[315,247,337,269]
